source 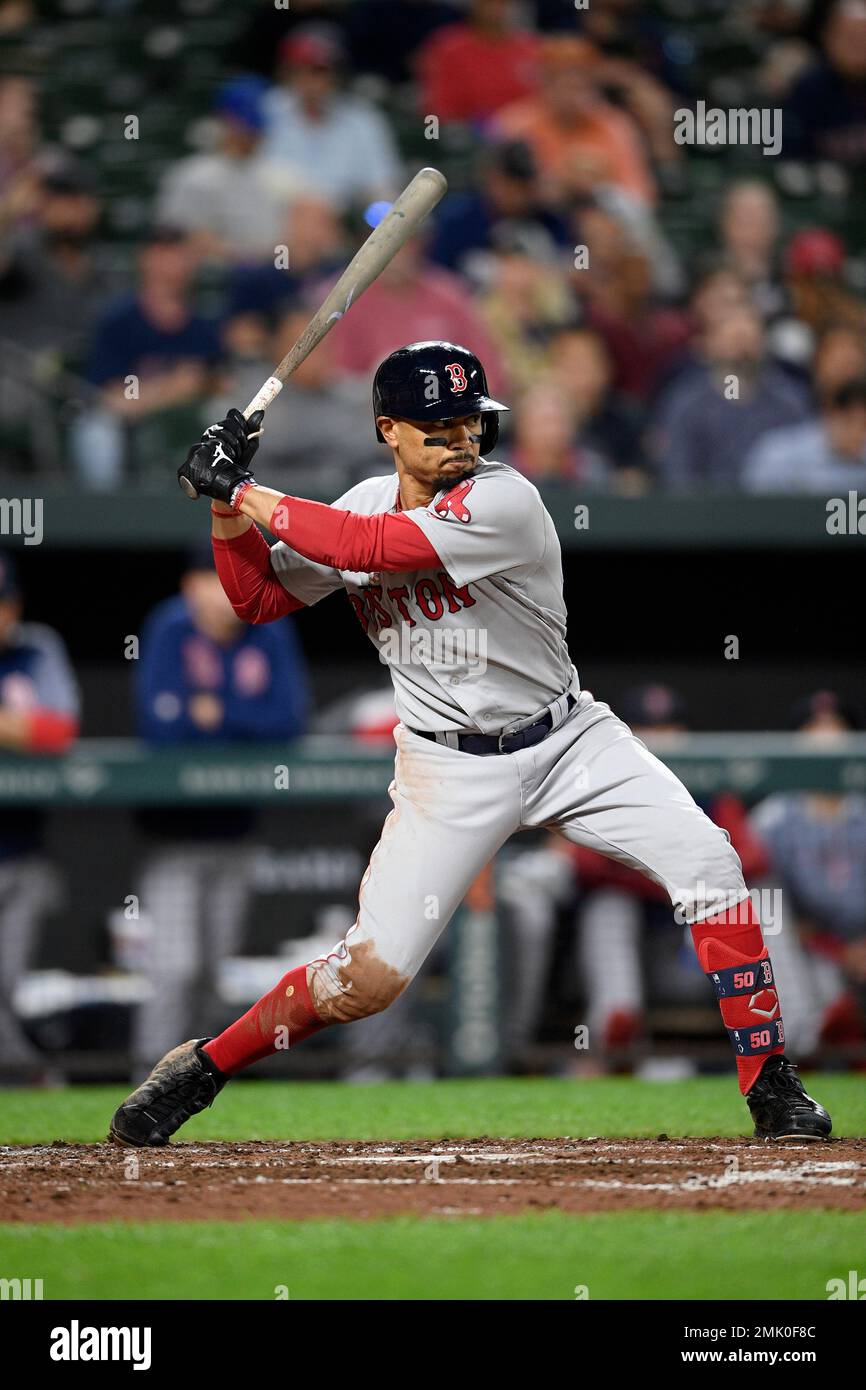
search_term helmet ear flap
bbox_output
[480,414,499,453]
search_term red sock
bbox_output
[690,897,785,1094]
[203,964,327,1077]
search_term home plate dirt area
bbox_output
[3,1138,866,1222]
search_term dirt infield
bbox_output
[2,1137,865,1223]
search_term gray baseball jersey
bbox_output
[269,458,577,733]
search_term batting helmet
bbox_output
[372,341,509,453]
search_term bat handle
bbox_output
[243,375,284,419]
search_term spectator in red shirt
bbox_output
[320,238,508,394]
[416,0,540,125]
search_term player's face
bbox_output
[380,414,483,492]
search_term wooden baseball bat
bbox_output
[181,166,447,498]
[242,166,448,419]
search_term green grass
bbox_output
[1,1073,863,1146]
[1,1076,863,1301]
[1,1211,863,1300]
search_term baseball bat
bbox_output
[180,166,448,499]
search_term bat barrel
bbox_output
[240,165,448,421]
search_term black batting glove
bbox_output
[178,408,265,503]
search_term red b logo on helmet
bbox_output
[444,362,467,392]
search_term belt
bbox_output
[409,692,576,757]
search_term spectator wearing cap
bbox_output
[0,552,79,1080]
[743,377,866,492]
[155,78,311,264]
[650,302,810,490]
[784,0,866,166]
[750,692,866,1059]
[234,1,460,85]
[492,36,657,206]
[500,683,768,1070]
[428,139,571,276]
[261,24,400,209]
[783,227,866,339]
[130,543,310,1075]
[72,226,223,489]
[0,158,111,366]
[415,0,540,124]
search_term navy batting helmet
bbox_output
[372,341,509,453]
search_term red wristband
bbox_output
[230,480,254,512]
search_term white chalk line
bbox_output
[2,1151,864,1184]
[324,1153,862,1172]
[201,1173,861,1193]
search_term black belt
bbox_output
[410,693,576,757]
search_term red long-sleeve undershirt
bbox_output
[212,497,442,625]
[212,525,302,624]
[268,495,440,573]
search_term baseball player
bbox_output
[110,340,831,1145]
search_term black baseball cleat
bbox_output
[109,1038,227,1147]
[746,1054,832,1141]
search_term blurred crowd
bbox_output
[1,0,866,493]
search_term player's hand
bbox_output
[177,408,265,504]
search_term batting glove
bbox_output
[178,408,265,504]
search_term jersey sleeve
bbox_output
[269,540,345,606]
[268,478,396,600]
[404,474,547,586]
